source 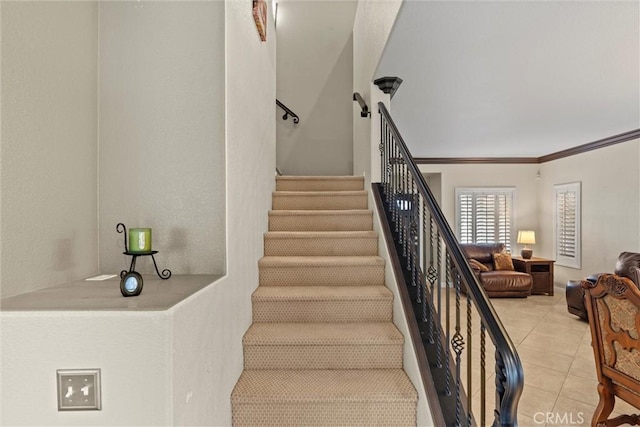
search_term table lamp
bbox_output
[517,230,536,259]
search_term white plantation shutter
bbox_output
[555,182,581,268]
[455,188,515,252]
[458,193,474,243]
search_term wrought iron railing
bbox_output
[276,99,300,124]
[353,92,370,118]
[375,102,524,426]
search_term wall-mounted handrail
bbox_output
[276,99,300,124]
[352,92,370,118]
[376,101,524,426]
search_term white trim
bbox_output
[554,182,581,269]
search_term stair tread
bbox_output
[253,285,392,301]
[274,190,367,196]
[265,231,377,238]
[276,176,364,181]
[244,322,403,345]
[232,369,417,403]
[259,255,385,267]
[269,209,371,216]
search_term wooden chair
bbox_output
[582,273,640,426]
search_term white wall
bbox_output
[538,140,640,285]
[98,1,225,277]
[1,0,226,296]
[1,0,276,425]
[276,0,356,176]
[170,0,276,424]
[352,0,403,180]
[0,1,99,298]
[1,311,172,426]
[418,163,540,251]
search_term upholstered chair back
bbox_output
[582,274,640,425]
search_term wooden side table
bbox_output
[512,256,555,296]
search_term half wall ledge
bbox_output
[0,275,222,311]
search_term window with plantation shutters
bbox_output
[555,182,581,268]
[455,188,515,252]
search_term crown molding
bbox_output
[415,129,640,165]
[415,157,538,164]
[538,129,640,163]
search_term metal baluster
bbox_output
[495,350,507,425]
[413,192,421,303]
[379,115,384,190]
[452,268,464,425]
[387,122,393,200]
[427,216,437,337]
[467,289,473,427]
[392,143,399,232]
[398,159,404,254]
[386,121,391,198]
[481,324,487,427]
[409,178,416,280]
[436,229,443,368]
[445,252,452,395]
[423,199,430,324]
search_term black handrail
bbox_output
[376,101,524,426]
[276,99,300,124]
[352,92,370,118]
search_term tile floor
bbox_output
[479,285,638,426]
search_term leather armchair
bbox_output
[566,252,640,320]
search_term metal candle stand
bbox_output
[116,223,171,296]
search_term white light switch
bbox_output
[57,369,101,411]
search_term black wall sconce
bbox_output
[374,77,403,99]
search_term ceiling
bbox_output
[376,0,640,158]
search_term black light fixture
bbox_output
[373,77,403,98]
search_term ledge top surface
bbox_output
[0,274,222,312]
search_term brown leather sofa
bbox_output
[461,243,533,298]
[566,251,640,320]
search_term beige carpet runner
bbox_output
[231,176,418,426]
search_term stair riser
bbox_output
[258,265,385,287]
[273,194,368,210]
[264,237,378,256]
[232,402,416,427]
[252,300,392,323]
[269,214,373,231]
[276,178,364,192]
[243,345,403,370]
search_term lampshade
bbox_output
[517,230,536,245]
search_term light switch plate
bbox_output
[57,369,101,411]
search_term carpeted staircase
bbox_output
[231,176,418,426]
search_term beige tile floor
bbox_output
[481,285,639,426]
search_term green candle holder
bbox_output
[129,228,152,253]
[116,223,172,296]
